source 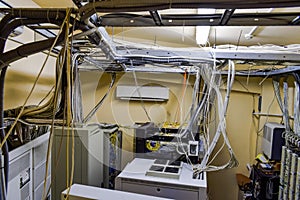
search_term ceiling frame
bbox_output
[98,12,300,27]
[78,0,300,20]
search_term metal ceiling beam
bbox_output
[98,12,300,26]
[219,9,235,25]
[116,48,300,62]
[79,0,300,20]
[291,16,300,25]
[149,10,163,26]
[222,66,300,76]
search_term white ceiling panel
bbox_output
[32,0,75,8]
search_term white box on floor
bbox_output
[115,158,207,200]
[61,184,173,200]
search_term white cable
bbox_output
[198,60,237,171]
[283,82,291,132]
[294,82,300,136]
[132,70,152,122]
[190,68,201,123]
[180,72,190,123]
[272,80,284,113]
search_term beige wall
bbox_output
[4,27,56,110]
[207,77,261,199]
[2,0,58,110]
[207,77,294,200]
[80,71,195,167]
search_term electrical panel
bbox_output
[6,132,50,200]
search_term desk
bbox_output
[115,158,207,200]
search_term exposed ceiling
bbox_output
[32,0,75,8]
[6,0,300,47]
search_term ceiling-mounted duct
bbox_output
[116,85,169,102]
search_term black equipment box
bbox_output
[134,122,199,163]
[250,164,280,200]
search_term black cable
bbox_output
[0,9,94,199]
[0,11,72,198]
[71,0,83,8]
[0,15,17,198]
[0,149,3,200]
[0,67,9,195]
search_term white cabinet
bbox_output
[6,132,50,200]
[51,125,121,200]
[61,184,173,200]
[32,139,51,200]
[7,150,31,200]
[115,158,207,200]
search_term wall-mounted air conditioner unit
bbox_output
[116,85,169,101]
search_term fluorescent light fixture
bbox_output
[196,9,215,45]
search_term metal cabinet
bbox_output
[6,132,50,200]
[51,125,121,200]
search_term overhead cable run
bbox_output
[76,27,300,70]
[75,25,240,173]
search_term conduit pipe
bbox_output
[0,32,66,69]
[0,8,71,19]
